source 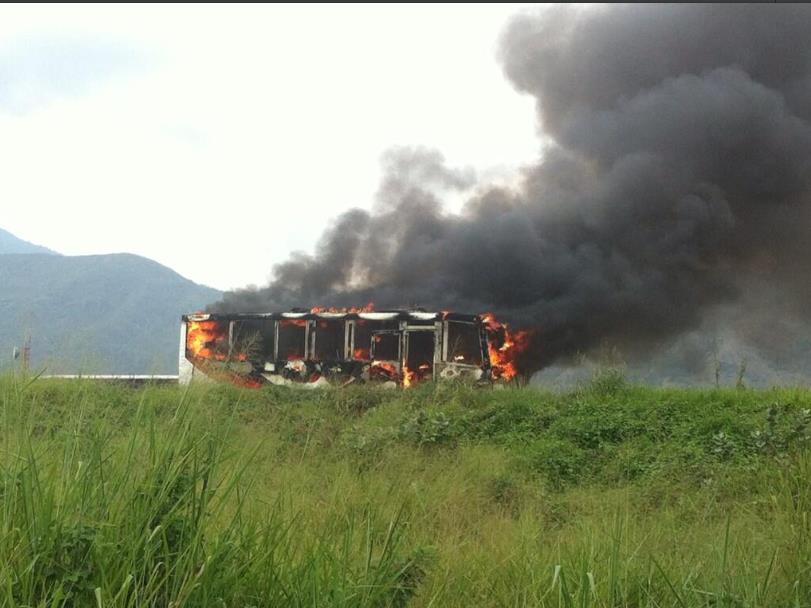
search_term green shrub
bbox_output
[459,398,553,441]
[749,402,811,455]
[583,365,628,396]
[399,410,454,446]
[519,437,590,488]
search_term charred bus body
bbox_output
[179,310,493,387]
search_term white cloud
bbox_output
[0,34,146,113]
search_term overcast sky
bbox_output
[1,4,540,291]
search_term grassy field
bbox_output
[0,372,809,607]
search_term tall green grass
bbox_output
[0,375,424,607]
[0,372,809,606]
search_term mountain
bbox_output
[0,253,221,374]
[0,228,59,255]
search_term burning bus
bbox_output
[179,308,527,387]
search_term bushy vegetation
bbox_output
[1,372,810,606]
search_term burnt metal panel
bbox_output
[183,310,481,324]
[371,330,401,361]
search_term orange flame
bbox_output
[403,366,416,388]
[371,360,398,381]
[402,364,432,388]
[186,319,259,388]
[279,318,307,328]
[186,320,226,359]
[186,320,247,362]
[480,313,531,380]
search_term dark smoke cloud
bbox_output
[214,5,811,376]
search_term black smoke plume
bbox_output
[214,5,811,377]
